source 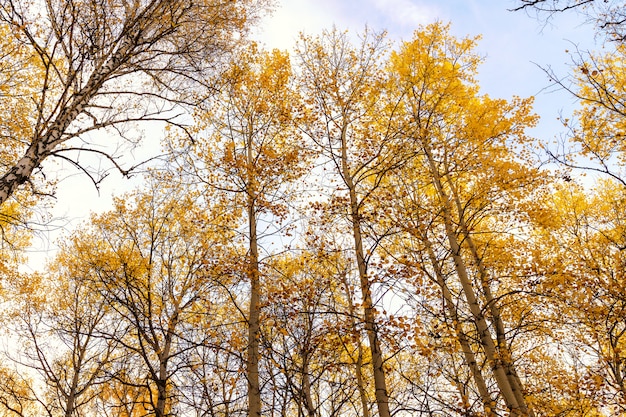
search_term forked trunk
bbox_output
[423,144,527,416]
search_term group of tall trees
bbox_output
[0,0,626,416]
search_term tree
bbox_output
[510,3,626,415]
[385,22,542,416]
[296,27,409,417]
[530,180,626,414]
[53,181,234,417]
[551,43,626,185]
[261,252,327,417]
[513,0,626,184]
[177,42,309,417]
[0,0,272,207]
[1,252,119,417]
[261,247,378,417]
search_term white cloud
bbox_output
[254,0,444,50]
[254,0,344,50]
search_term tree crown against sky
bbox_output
[1,1,626,417]
[0,0,274,210]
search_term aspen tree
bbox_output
[178,43,309,417]
[2,265,116,416]
[388,22,540,416]
[297,28,410,417]
[50,181,233,417]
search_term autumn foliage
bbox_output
[1,2,626,416]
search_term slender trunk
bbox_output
[465,230,531,415]
[611,342,626,403]
[423,145,524,416]
[354,344,372,417]
[155,379,167,417]
[155,309,178,417]
[63,338,88,417]
[247,216,261,417]
[247,136,262,417]
[301,353,316,417]
[299,311,316,417]
[339,123,390,417]
[448,176,533,416]
[64,374,78,417]
[420,234,495,415]
[340,272,372,417]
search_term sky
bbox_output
[26,0,599,270]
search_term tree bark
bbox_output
[246,135,262,417]
[423,144,525,416]
[339,122,391,417]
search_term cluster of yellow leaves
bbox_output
[527,179,626,412]
[192,43,310,222]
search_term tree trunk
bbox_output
[301,353,316,417]
[339,123,390,417]
[247,137,262,417]
[448,172,533,416]
[423,145,525,416]
[420,233,495,416]
[340,271,372,417]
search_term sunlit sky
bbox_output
[28,0,597,269]
[257,0,593,99]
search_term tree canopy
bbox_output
[0,2,626,416]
